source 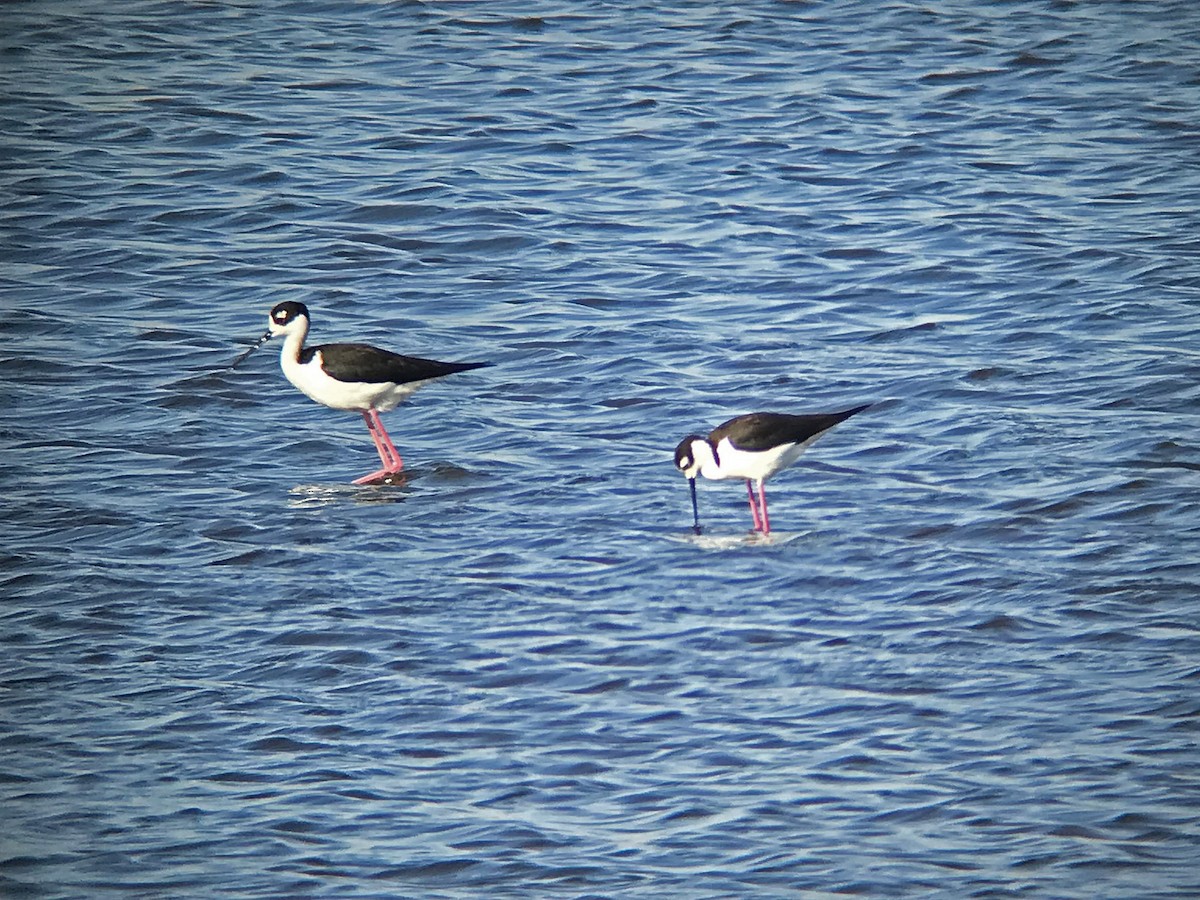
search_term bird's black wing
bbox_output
[710,406,869,452]
[307,343,490,385]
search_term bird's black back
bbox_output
[304,343,490,386]
[710,405,870,452]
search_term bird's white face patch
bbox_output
[269,309,293,334]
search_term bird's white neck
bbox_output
[276,318,310,368]
[691,438,726,480]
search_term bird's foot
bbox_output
[352,467,404,486]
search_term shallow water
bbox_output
[3,1,1200,896]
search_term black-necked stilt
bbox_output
[674,405,869,535]
[231,301,489,484]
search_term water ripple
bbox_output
[3,1,1200,897]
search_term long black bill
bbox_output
[226,330,272,372]
[689,477,702,535]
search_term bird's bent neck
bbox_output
[693,439,722,479]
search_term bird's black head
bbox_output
[227,302,309,371]
[674,435,703,477]
[270,301,310,330]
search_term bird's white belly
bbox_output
[710,438,807,482]
[283,357,424,411]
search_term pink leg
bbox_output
[353,412,392,485]
[757,481,771,535]
[363,411,391,465]
[370,410,403,473]
[746,480,763,532]
[352,410,404,485]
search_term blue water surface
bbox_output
[3,1,1200,897]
